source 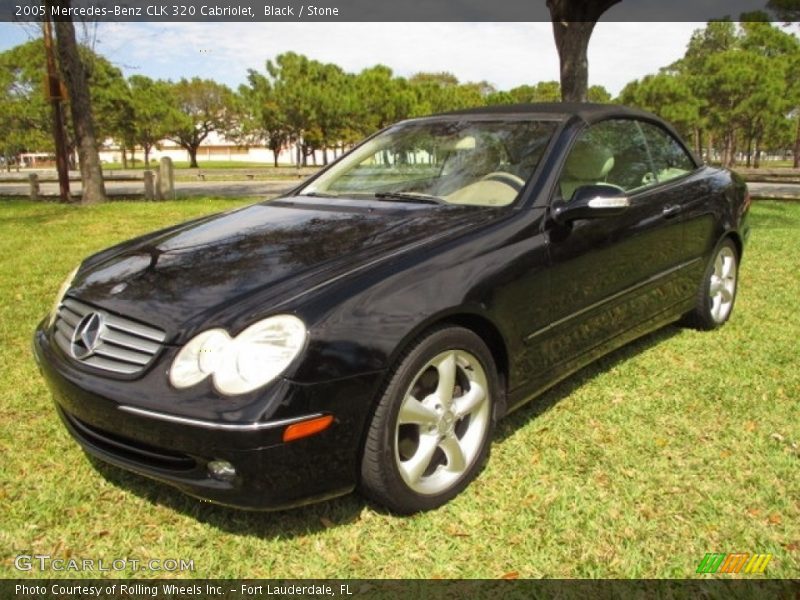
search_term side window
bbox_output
[638,122,696,185]
[559,119,650,200]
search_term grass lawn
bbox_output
[0,197,797,579]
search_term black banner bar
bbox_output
[2,0,797,23]
[3,579,800,600]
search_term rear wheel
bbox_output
[686,239,739,330]
[360,327,497,513]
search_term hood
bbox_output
[67,196,496,340]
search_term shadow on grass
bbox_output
[494,324,681,443]
[89,455,368,539]
[87,323,683,538]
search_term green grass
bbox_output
[0,198,798,579]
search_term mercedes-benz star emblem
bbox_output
[70,312,105,360]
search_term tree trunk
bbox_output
[121,147,128,169]
[694,127,702,159]
[144,145,151,167]
[323,147,329,165]
[52,1,106,204]
[706,133,714,165]
[187,145,199,168]
[794,116,800,169]
[745,135,752,168]
[546,0,620,103]
[754,136,761,169]
[130,146,135,167]
[550,21,594,102]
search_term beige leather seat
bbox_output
[559,141,615,200]
[444,179,519,206]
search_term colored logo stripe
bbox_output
[697,553,726,574]
[696,553,772,574]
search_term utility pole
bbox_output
[43,13,71,202]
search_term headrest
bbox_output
[564,141,615,180]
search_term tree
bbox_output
[235,70,292,167]
[789,52,800,167]
[84,53,134,166]
[49,0,106,203]
[408,72,488,115]
[350,66,416,139]
[163,77,233,168]
[266,52,326,165]
[618,72,702,150]
[588,85,612,103]
[768,0,800,21]
[546,0,621,102]
[0,40,51,170]
[128,76,172,167]
[505,81,562,103]
[266,52,363,165]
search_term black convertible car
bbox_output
[34,103,750,513]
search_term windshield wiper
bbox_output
[373,192,445,205]
[299,191,340,198]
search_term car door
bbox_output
[636,120,712,268]
[531,118,691,372]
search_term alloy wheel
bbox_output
[394,350,490,495]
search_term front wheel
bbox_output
[360,327,497,514]
[686,239,739,330]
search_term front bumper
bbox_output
[33,326,384,510]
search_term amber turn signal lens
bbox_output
[282,415,334,442]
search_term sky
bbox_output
[0,21,704,96]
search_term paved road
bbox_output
[1,177,798,200]
[746,182,800,199]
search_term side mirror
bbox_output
[552,184,630,224]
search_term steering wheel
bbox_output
[480,171,525,191]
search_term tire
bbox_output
[685,238,739,330]
[360,326,498,514]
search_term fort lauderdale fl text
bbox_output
[21,2,341,17]
[16,583,355,597]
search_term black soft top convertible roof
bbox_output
[435,102,661,124]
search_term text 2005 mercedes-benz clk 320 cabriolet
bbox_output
[34,103,750,513]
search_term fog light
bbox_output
[207,460,236,482]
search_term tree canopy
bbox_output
[1,20,798,170]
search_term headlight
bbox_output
[169,315,307,395]
[48,265,80,328]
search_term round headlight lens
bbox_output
[168,316,307,395]
[169,329,231,389]
[48,265,80,328]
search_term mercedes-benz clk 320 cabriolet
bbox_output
[34,103,750,513]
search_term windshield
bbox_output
[300,118,559,207]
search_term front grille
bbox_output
[53,297,166,375]
[62,409,196,471]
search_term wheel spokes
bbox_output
[453,382,486,419]
[398,395,438,426]
[433,352,457,407]
[440,434,467,472]
[399,433,439,483]
[711,294,723,320]
[714,255,724,278]
[709,276,723,296]
[394,348,491,495]
[721,254,735,278]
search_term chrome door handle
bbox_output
[662,204,682,218]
